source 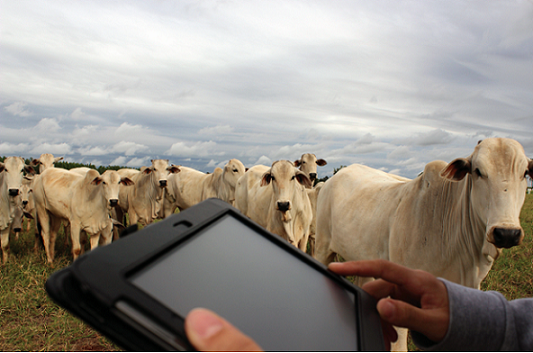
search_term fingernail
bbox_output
[187,308,224,339]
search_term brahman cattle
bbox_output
[235,160,313,250]
[294,153,327,186]
[117,159,180,226]
[31,153,63,173]
[0,157,35,263]
[33,168,133,263]
[163,158,246,216]
[314,137,532,351]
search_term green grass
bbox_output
[1,195,532,351]
[0,224,118,351]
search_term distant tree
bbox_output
[314,165,346,185]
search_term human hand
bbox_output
[328,260,450,348]
[185,308,262,351]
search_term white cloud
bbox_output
[110,141,148,156]
[0,142,29,155]
[78,146,108,156]
[198,125,234,135]
[33,118,61,133]
[29,143,71,155]
[110,156,127,166]
[70,107,88,120]
[4,102,32,117]
[254,155,272,166]
[165,141,223,158]
[126,157,151,168]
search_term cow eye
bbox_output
[271,176,276,181]
[475,168,482,178]
[291,175,296,180]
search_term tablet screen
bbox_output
[130,214,358,351]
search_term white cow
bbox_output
[117,160,180,226]
[294,153,327,186]
[314,138,532,351]
[163,159,246,216]
[305,181,324,256]
[33,168,133,263]
[31,153,63,173]
[0,157,36,263]
[235,160,313,250]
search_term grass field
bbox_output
[1,194,532,351]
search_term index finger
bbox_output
[328,259,420,289]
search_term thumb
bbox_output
[377,298,448,343]
[185,308,263,351]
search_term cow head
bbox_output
[261,160,312,221]
[294,153,327,186]
[441,138,530,249]
[31,153,63,173]
[223,159,246,189]
[143,159,180,189]
[90,170,134,209]
[0,157,35,197]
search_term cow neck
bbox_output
[440,175,485,266]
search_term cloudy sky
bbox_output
[1,0,532,179]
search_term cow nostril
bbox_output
[109,199,118,207]
[9,189,19,196]
[277,201,290,212]
[493,228,522,248]
[159,180,167,187]
[22,201,28,206]
[309,173,317,180]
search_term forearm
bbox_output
[412,279,532,351]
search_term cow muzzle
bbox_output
[109,199,119,207]
[277,201,291,213]
[489,227,523,249]
[159,180,167,187]
[309,173,317,181]
[8,189,19,196]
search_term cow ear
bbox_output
[527,159,533,177]
[295,171,313,188]
[293,159,301,167]
[91,177,103,186]
[30,159,41,166]
[142,167,153,175]
[168,165,180,174]
[441,158,471,181]
[316,159,327,166]
[54,157,64,163]
[121,177,134,186]
[245,167,249,172]
[260,170,272,186]
[24,165,36,175]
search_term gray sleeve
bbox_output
[411,279,533,351]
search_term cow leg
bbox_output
[37,209,54,263]
[70,222,82,261]
[1,228,10,264]
[89,233,100,250]
[298,233,310,252]
[49,216,62,261]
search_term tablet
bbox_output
[46,198,384,351]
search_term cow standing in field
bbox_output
[163,159,246,217]
[314,137,532,351]
[235,160,313,250]
[117,160,180,226]
[294,153,327,186]
[33,168,133,263]
[0,157,35,263]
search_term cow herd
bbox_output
[0,138,532,350]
